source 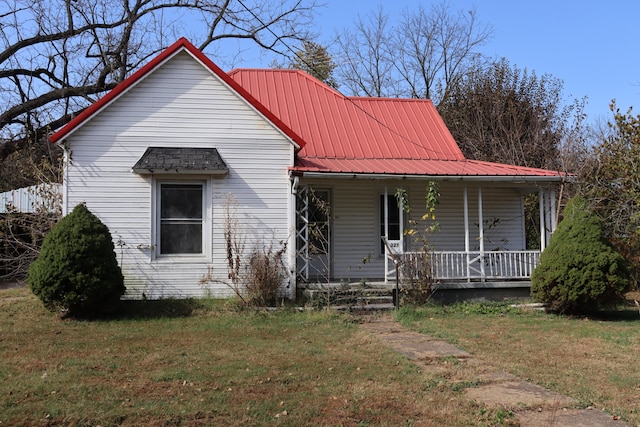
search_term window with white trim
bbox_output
[157,182,205,255]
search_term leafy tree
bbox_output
[290,40,338,88]
[334,2,492,101]
[438,58,582,170]
[579,102,640,284]
[28,203,125,317]
[437,58,587,249]
[531,195,629,314]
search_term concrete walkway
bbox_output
[360,315,628,427]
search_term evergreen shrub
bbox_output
[531,195,629,314]
[28,203,125,317]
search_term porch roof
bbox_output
[229,68,567,182]
[291,157,566,181]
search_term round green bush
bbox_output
[531,195,629,314]
[28,203,125,317]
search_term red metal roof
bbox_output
[228,69,464,161]
[229,69,564,179]
[49,38,564,180]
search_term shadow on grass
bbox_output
[584,305,640,322]
[100,298,222,320]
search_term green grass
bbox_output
[396,301,640,424]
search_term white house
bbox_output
[49,38,565,299]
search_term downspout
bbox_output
[61,143,70,216]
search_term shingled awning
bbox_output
[132,147,228,175]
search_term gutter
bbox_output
[297,171,569,183]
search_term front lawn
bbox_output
[0,287,498,426]
[3,286,639,425]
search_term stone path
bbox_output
[360,315,628,427]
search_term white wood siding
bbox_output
[63,51,294,299]
[300,179,529,281]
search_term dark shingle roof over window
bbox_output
[132,147,228,174]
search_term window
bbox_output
[158,182,204,255]
[379,194,401,254]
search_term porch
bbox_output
[293,181,557,291]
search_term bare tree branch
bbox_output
[0,0,319,165]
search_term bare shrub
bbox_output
[399,251,435,305]
[201,193,288,307]
[1,182,61,281]
[245,241,288,307]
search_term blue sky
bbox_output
[212,1,639,122]
[318,0,640,122]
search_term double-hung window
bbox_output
[158,182,205,256]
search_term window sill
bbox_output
[153,254,210,264]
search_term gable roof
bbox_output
[49,38,564,181]
[229,68,565,180]
[49,38,305,149]
[228,69,464,161]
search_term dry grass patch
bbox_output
[396,300,640,424]
[1,287,511,426]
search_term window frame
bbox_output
[378,192,403,256]
[152,178,210,262]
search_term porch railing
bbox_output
[387,250,541,282]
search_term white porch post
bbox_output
[539,188,546,251]
[550,189,557,232]
[478,187,485,280]
[463,186,470,281]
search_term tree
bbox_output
[531,195,629,314]
[28,203,125,317]
[579,102,640,284]
[290,40,338,88]
[334,6,397,97]
[0,0,319,187]
[334,2,492,101]
[438,58,582,170]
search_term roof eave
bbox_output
[293,170,569,183]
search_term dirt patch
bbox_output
[518,408,626,427]
[466,380,576,408]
